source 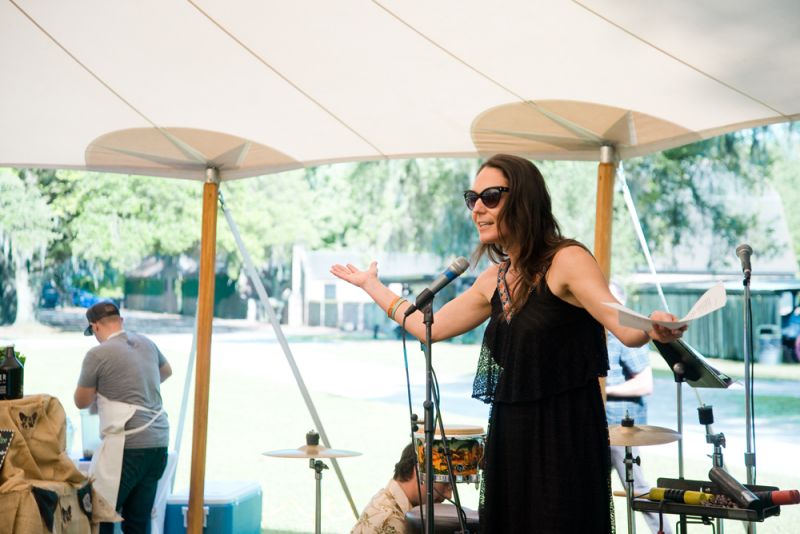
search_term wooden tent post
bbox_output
[187,168,220,534]
[594,146,615,404]
[594,145,616,280]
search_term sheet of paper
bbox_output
[603,302,678,329]
[681,282,727,321]
[603,282,727,330]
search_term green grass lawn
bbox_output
[4,323,798,533]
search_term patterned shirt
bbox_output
[605,332,650,425]
[351,479,412,534]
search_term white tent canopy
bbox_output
[3,0,798,180]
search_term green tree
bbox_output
[48,171,202,274]
[766,123,800,272]
[2,126,789,327]
[2,169,203,323]
[622,130,777,271]
[307,158,479,259]
[0,169,57,324]
[538,160,641,280]
[217,171,323,299]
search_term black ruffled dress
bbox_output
[472,263,614,533]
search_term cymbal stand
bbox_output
[698,406,726,471]
[699,405,725,534]
[623,443,640,534]
[310,458,328,534]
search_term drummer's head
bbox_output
[393,443,417,482]
[394,443,452,506]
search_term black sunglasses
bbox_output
[463,187,510,210]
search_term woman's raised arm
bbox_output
[547,246,686,347]
[330,261,496,342]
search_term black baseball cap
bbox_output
[84,301,120,336]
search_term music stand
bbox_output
[652,339,734,389]
[651,339,735,534]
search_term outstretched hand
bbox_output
[647,310,688,343]
[330,261,378,289]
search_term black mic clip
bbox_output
[405,289,435,317]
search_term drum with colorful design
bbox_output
[414,425,485,483]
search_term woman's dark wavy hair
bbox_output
[473,154,582,312]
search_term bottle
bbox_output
[0,345,24,400]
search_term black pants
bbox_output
[100,447,168,534]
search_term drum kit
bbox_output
[608,415,681,534]
[264,425,486,534]
[265,419,681,534]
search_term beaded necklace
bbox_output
[497,261,515,323]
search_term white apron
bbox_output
[89,394,164,508]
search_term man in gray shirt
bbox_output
[75,301,172,534]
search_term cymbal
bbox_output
[263,444,362,459]
[609,423,681,447]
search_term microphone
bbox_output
[404,257,470,317]
[736,244,752,279]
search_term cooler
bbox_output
[165,480,262,534]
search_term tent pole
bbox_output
[218,191,360,519]
[594,145,616,280]
[187,168,220,534]
[594,145,616,404]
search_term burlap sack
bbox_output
[31,480,93,534]
[0,490,30,534]
[0,395,85,492]
[0,395,102,532]
[0,480,102,534]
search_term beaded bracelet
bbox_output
[388,297,408,320]
[386,296,403,318]
[390,298,408,320]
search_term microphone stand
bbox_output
[742,270,757,534]
[422,301,436,534]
